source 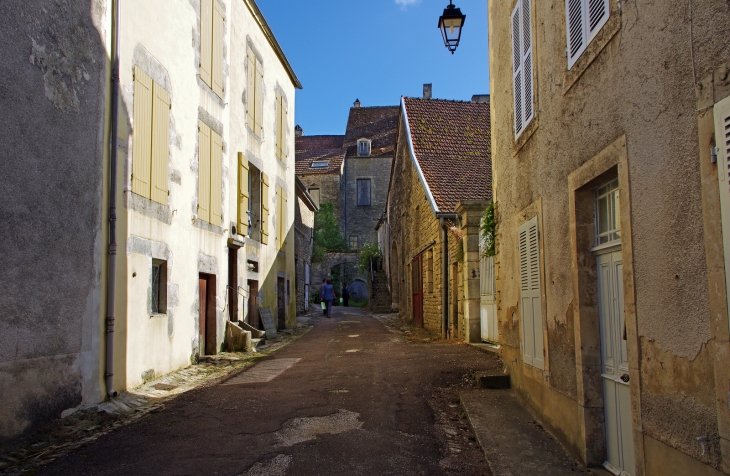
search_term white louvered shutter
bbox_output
[566,0,609,69]
[519,216,544,369]
[715,97,730,334]
[512,0,534,138]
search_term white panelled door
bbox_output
[596,250,635,476]
[480,253,498,343]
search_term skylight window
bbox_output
[311,160,329,168]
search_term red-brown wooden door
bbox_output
[412,254,424,327]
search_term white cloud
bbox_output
[396,0,420,7]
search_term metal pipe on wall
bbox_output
[438,213,459,340]
[105,0,121,398]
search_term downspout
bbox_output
[105,0,121,398]
[438,213,459,340]
[343,155,348,239]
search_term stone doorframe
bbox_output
[567,135,644,472]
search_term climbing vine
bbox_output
[480,200,496,257]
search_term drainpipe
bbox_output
[105,0,121,398]
[438,213,459,340]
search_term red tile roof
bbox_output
[343,106,400,157]
[295,135,345,175]
[401,97,492,213]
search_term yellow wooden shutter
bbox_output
[261,172,270,245]
[238,153,250,236]
[151,82,170,205]
[246,46,255,131]
[254,58,263,136]
[200,0,212,88]
[282,187,288,246]
[198,121,211,223]
[275,185,282,249]
[282,99,288,160]
[212,0,224,97]
[132,66,153,199]
[210,130,223,227]
[275,93,282,160]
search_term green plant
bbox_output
[480,200,496,257]
[357,243,383,274]
[312,202,348,262]
[456,239,464,263]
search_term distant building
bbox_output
[294,177,318,314]
[295,133,345,218]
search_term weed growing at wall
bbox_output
[480,200,495,258]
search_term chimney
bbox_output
[471,94,490,104]
[295,125,303,137]
[423,84,432,99]
[353,98,361,108]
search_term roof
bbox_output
[343,106,400,157]
[295,176,318,212]
[295,135,345,175]
[243,0,302,89]
[400,97,492,213]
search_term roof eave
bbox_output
[401,97,440,215]
[243,0,303,90]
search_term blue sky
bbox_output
[257,0,490,136]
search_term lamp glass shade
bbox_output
[438,4,466,54]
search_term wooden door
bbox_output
[248,280,260,329]
[277,277,286,329]
[596,250,635,476]
[411,255,423,327]
[199,276,207,354]
[228,248,238,322]
[480,254,498,343]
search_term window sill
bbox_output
[193,218,224,235]
[563,4,621,95]
[150,313,167,318]
[512,116,539,157]
[125,191,172,225]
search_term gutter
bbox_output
[242,0,302,90]
[105,0,121,398]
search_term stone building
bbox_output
[342,104,399,250]
[0,0,300,440]
[294,177,317,314]
[294,133,344,216]
[387,96,491,340]
[488,1,730,475]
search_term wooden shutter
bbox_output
[198,121,211,223]
[212,0,225,97]
[518,216,544,369]
[282,99,289,159]
[261,172,270,245]
[511,3,524,136]
[210,130,223,227]
[151,82,170,205]
[715,97,730,333]
[246,46,256,131]
[238,153,250,236]
[200,0,213,87]
[132,66,153,199]
[512,0,533,138]
[275,185,283,249]
[254,58,264,136]
[522,0,534,126]
[566,0,609,69]
[275,93,283,160]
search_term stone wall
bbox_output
[299,172,341,220]
[295,195,314,314]
[343,155,391,248]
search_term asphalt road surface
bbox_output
[39,307,498,476]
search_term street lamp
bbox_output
[438,1,466,54]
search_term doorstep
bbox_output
[460,389,613,476]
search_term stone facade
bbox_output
[298,172,341,219]
[489,0,730,474]
[342,156,391,248]
[295,178,316,314]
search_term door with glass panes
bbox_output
[593,180,635,476]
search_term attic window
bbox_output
[358,139,371,157]
[311,160,329,168]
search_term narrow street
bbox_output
[38,309,497,476]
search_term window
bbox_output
[246,45,264,135]
[566,0,610,69]
[357,179,371,206]
[358,139,371,156]
[308,188,320,207]
[349,235,359,249]
[151,259,167,314]
[275,92,289,161]
[511,0,534,138]
[240,164,269,244]
[132,66,170,205]
[310,160,329,168]
[518,216,544,369]
[276,185,287,250]
[197,121,223,226]
[594,179,620,246]
[261,172,270,245]
[427,249,434,293]
[199,0,224,97]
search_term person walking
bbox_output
[321,279,335,318]
[321,278,327,315]
[341,282,350,307]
